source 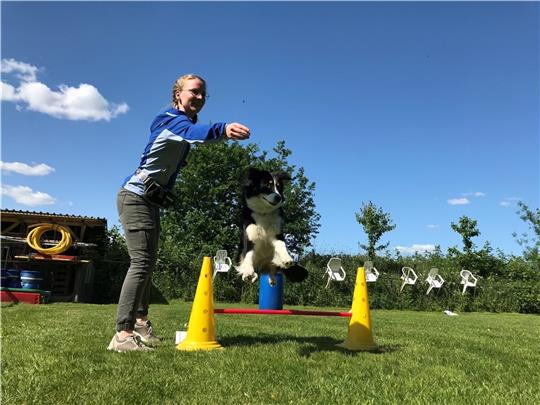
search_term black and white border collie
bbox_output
[236,168,308,285]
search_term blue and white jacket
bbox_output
[122,107,226,195]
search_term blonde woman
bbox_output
[108,74,250,352]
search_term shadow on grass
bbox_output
[150,284,169,305]
[219,333,400,357]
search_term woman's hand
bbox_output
[225,123,251,140]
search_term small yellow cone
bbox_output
[177,257,223,351]
[337,267,378,351]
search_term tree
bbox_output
[451,215,480,253]
[513,201,540,261]
[355,201,396,259]
[156,140,320,299]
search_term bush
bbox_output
[95,228,540,314]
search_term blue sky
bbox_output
[1,1,538,256]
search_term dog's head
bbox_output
[244,168,291,214]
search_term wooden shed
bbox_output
[1,209,107,303]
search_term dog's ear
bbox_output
[274,171,292,182]
[244,167,264,186]
[248,167,265,177]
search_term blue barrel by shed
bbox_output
[20,270,43,290]
[0,268,6,286]
[2,269,21,288]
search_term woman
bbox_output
[108,74,250,352]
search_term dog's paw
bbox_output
[237,266,258,283]
[272,257,294,269]
[282,264,309,283]
[245,272,258,283]
[268,274,277,286]
[282,259,294,268]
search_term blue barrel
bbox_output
[5,269,21,288]
[0,268,7,287]
[20,270,43,290]
[259,273,284,310]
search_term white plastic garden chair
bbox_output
[460,269,478,294]
[400,266,417,292]
[212,250,232,281]
[364,262,379,283]
[325,257,346,288]
[426,267,445,295]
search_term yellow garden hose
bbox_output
[26,223,73,255]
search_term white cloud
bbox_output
[15,81,129,121]
[450,192,484,204]
[1,185,55,206]
[1,81,18,101]
[463,191,485,197]
[0,161,55,176]
[426,224,439,229]
[1,58,38,82]
[500,197,520,208]
[395,244,436,254]
[1,58,128,121]
[448,198,470,205]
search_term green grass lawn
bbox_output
[1,301,539,404]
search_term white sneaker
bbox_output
[133,320,162,346]
[107,333,154,352]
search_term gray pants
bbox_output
[115,188,160,332]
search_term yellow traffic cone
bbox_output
[177,257,223,351]
[336,267,378,351]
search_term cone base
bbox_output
[176,340,223,351]
[336,341,378,352]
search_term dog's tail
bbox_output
[282,264,308,283]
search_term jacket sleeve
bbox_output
[167,116,226,143]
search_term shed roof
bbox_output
[1,209,107,227]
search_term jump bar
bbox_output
[214,308,352,317]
